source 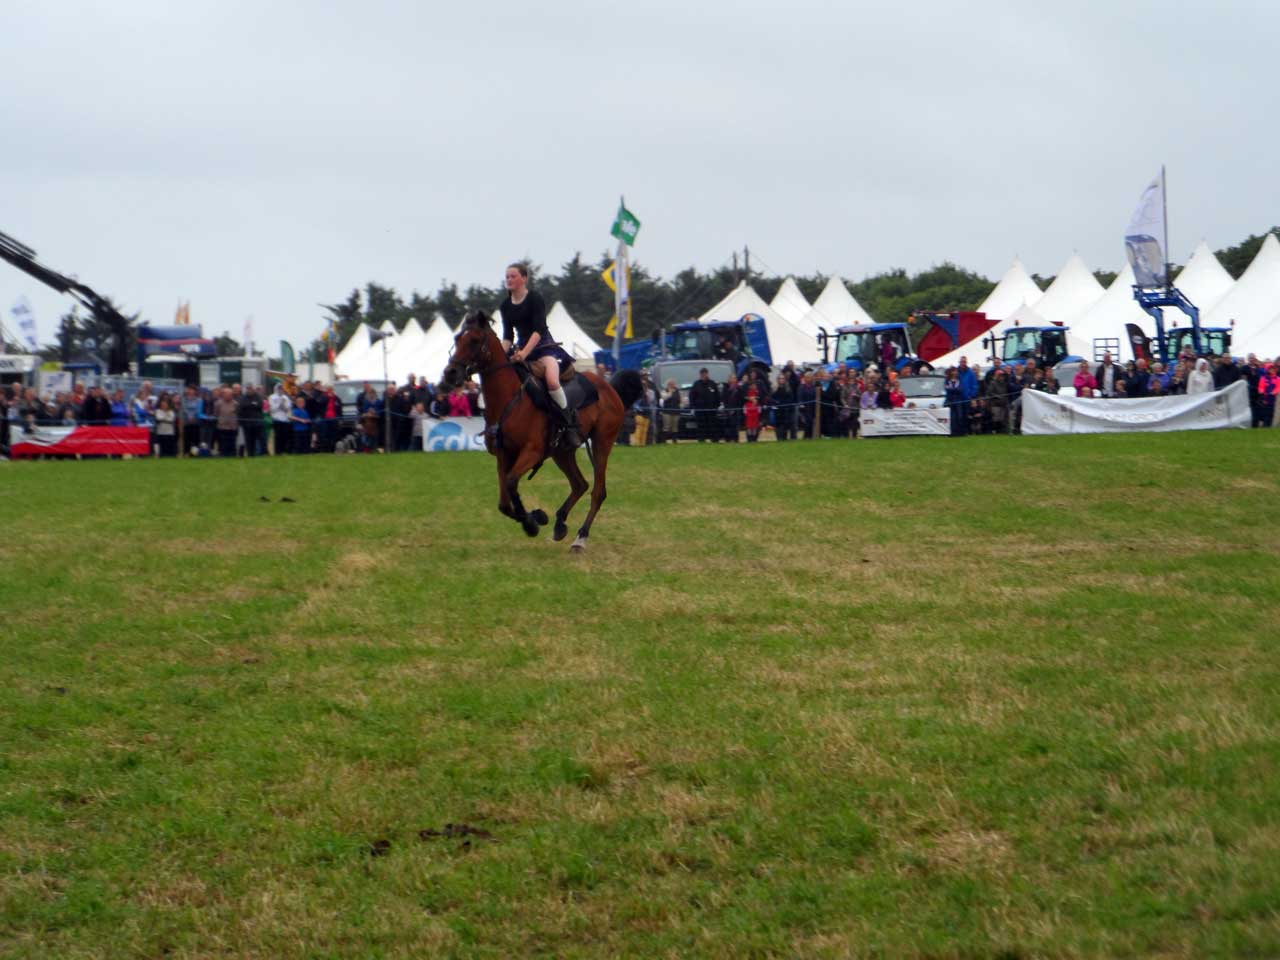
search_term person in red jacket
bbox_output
[743,386,762,442]
[1257,363,1280,427]
[889,382,906,408]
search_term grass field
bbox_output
[2,431,1279,959]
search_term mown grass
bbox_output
[1,431,1278,959]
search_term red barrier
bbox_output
[10,426,153,458]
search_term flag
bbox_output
[280,341,296,374]
[175,300,191,325]
[610,200,640,247]
[243,316,254,356]
[1124,169,1167,288]
[11,297,37,352]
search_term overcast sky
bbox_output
[2,0,1276,350]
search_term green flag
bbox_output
[280,340,296,374]
[610,201,640,246]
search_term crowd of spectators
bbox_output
[3,350,1277,458]
[0,373,485,459]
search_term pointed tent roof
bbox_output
[1071,264,1157,361]
[978,257,1043,320]
[1206,233,1280,352]
[416,316,458,384]
[384,319,428,384]
[546,301,601,360]
[929,302,1050,370]
[769,278,811,329]
[1243,311,1280,361]
[333,322,375,379]
[1030,254,1106,328]
[377,319,397,334]
[698,282,819,365]
[798,276,874,337]
[1174,240,1235,314]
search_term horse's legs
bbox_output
[496,451,518,522]
[571,433,614,552]
[505,441,547,537]
[551,449,589,542]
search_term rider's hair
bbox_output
[507,262,530,280]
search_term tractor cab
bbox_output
[669,321,751,364]
[996,326,1072,368]
[1167,325,1232,359]
[829,324,915,372]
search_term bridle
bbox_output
[446,324,523,384]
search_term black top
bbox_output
[499,290,550,347]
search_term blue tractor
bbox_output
[819,322,924,373]
[1129,285,1232,363]
[595,316,773,381]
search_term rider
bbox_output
[498,262,581,447]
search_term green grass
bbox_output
[2,432,1279,958]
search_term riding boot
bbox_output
[558,404,582,448]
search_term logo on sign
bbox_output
[425,419,485,452]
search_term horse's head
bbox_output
[442,311,497,388]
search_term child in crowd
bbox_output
[743,387,762,442]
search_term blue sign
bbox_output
[424,418,487,452]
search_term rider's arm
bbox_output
[515,331,541,361]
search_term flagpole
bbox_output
[612,195,625,363]
[1162,164,1170,289]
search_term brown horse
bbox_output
[441,311,643,552]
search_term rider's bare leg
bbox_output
[540,357,579,444]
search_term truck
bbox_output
[818,322,924,373]
[594,317,773,382]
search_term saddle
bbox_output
[521,366,598,415]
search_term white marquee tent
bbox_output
[333,322,374,377]
[977,257,1043,320]
[546,301,601,361]
[798,276,874,337]
[1205,233,1280,355]
[1030,254,1105,329]
[1174,240,1235,314]
[698,282,820,366]
[384,319,427,384]
[769,278,811,330]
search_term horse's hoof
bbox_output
[530,509,549,526]
[522,517,540,537]
[570,536,587,553]
[553,522,568,542]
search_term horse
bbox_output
[441,311,644,552]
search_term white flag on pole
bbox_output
[11,297,38,352]
[1124,170,1167,287]
[243,315,254,356]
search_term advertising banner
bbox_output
[860,407,951,437]
[10,426,153,458]
[1022,381,1248,434]
[422,417,488,452]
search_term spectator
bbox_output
[410,401,428,449]
[1187,358,1214,395]
[987,368,1011,432]
[944,367,965,436]
[689,367,721,443]
[317,384,342,452]
[888,380,905,408]
[1094,352,1124,397]
[109,389,130,427]
[661,378,681,443]
[394,384,415,451]
[130,389,154,429]
[743,386,762,442]
[154,395,177,457]
[237,386,263,457]
[82,386,111,426]
[268,384,292,454]
[289,395,312,453]
[429,389,450,419]
[1213,354,1241,390]
[771,374,794,442]
[447,385,471,417]
[722,375,743,443]
[464,380,482,415]
[1126,358,1152,398]
[214,387,238,456]
[1073,364,1098,398]
[1253,362,1278,428]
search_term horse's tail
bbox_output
[610,369,644,410]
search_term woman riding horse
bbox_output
[442,309,643,552]
[499,263,579,447]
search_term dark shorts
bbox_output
[528,341,575,372]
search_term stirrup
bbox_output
[558,407,582,447]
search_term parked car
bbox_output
[896,374,947,409]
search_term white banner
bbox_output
[860,407,951,437]
[1022,380,1248,434]
[422,416,488,452]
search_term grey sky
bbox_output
[3,0,1276,350]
